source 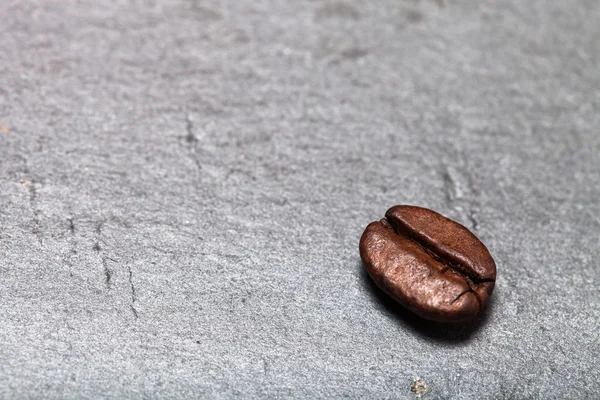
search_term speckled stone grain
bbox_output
[0,1,599,399]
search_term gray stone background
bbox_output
[1,0,599,398]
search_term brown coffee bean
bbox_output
[360,205,496,322]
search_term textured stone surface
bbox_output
[1,0,599,398]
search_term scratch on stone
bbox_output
[443,166,481,231]
[224,167,255,182]
[27,180,42,244]
[185,114,197,144]
[95,221,104,235]
[94,219,138,318]
[68,217,76,234]
[148,245,178,255]
[181,114,203,173]
[66,217,77,277]
[442,168,456,205]
[93,221,104,252]
[102,257,117,288]
[466,172,480,231]
[128,265,139,319]
[95,220,116,288]
[198,252,247,261]
[339,47,368,61]
[314,2,360,21]
[404,8,424,23]
[586,210,600,227]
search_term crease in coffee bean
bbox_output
[382,216,489,309]
[450,288,471,305]
[463,275,484,312]
[383,218,466,274]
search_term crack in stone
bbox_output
[66,217,77,277]
[128,266,139,319]
[93,220,104,252]
[27,180,42,244]
[185,115,198,144]
[93,219,138,319]
[197,252,247,261]
[181,114,203,174]
[442,168,456,205]
[442,166,481,231]
[68,218,76,234]
[101,257,117,288]
[466,172,481,232]
[95,221,104,235]
[94,221,115,289]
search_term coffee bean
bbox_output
[360,205,496,322]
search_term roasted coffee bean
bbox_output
[360,205,496,322]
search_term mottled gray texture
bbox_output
[1,0,599,399]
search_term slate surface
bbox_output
[1,1,599,399]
